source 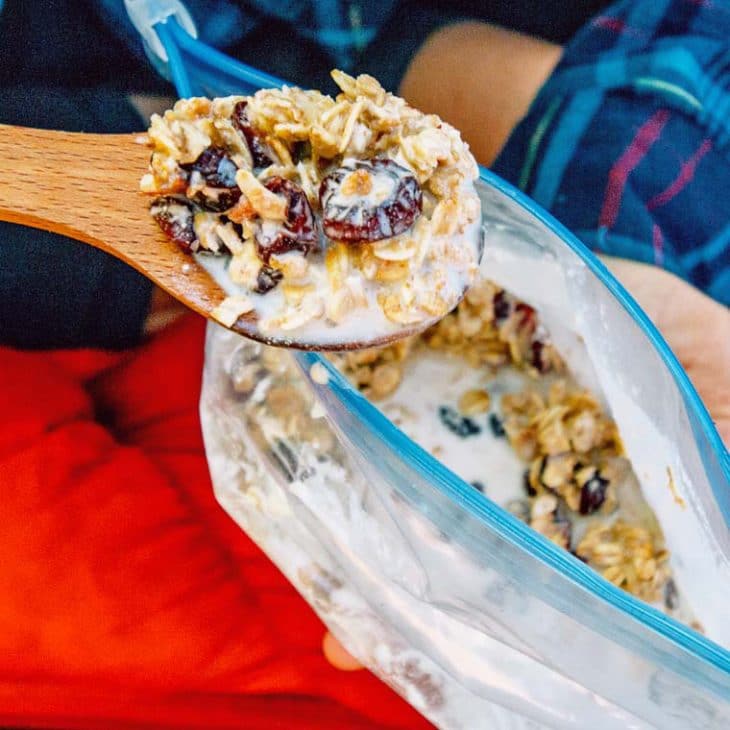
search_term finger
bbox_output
[322,631,364,671]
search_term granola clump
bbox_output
[576,521,669,602]
[141,71,481,336]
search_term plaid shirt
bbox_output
[494,0,730,305]
[100,0,397,71]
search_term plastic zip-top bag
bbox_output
[136,10,730,728]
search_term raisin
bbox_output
[197,189,241,213]
[180,146,241,212]
[523,468,537,497]
[489,413,506,437]
[514,302,536,329]
[254,177,317,263]
[319,158,422,243]
[150,196,197,253]
[530,340,547,373]
[578,472,610,515]
[254,265,283,294]
[232,100,274,168]
[270,438,298,480]
[438,405,481,437]
[493,290,510,321]
[470,480,486,493]
[181,146,237,187]
[664,578,679,610]
[292,140,312,164]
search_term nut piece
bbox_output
[235,169,287,220]
[341,168,373,196]
[212,295,255,327]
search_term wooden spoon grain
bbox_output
[0,124,464,350]
[0,125,242,331]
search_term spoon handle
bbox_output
[0,124,151,259]
[0,123,226,316]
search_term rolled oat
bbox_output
[142,71,482,342]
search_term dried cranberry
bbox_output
[292,140,312,164]
[530,340,547,372]
[514,302,536,329]
[319,158,422,243]
[254,177,317,263]
[579,472,610,515]
[493,290,511,321]
[232,100,274,168]
[254,265,283,294]
[181,146,237,187]
[180,146,241,212]
[150,196,197,253]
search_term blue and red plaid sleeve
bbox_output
[493,0,730,305]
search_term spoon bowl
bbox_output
[0,123,477,350]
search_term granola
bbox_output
[141,71,482,343]
[327,277,564,397]
[575,521,669,602]
[328,275,677,608]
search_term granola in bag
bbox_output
[327,276,689,614]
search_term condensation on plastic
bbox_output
[147,14,730,728]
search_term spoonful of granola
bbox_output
[0,71,482,350]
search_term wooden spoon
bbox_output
[0,124,475,350]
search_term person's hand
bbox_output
[603,257,730,445]
[323,631,364,671]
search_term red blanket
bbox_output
[0,315,429,730]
